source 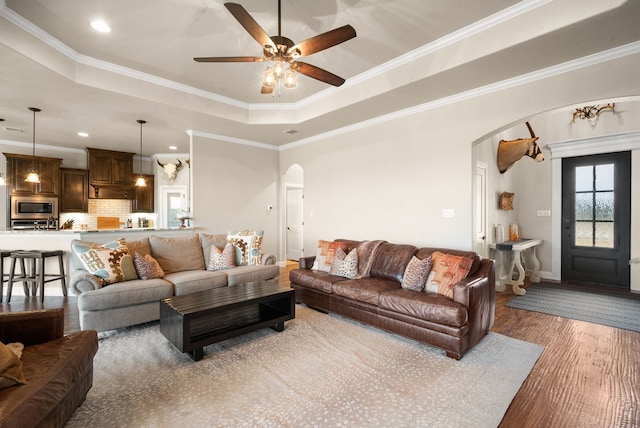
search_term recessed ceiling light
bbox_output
[169,146,177,150]
[90,20,111,33]
[78,132,89,137]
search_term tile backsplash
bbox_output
[59,199,156,230]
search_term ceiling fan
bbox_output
[194,1,356,94]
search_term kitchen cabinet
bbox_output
[86,148,134,199]
[132,174,154,213]
[59,168,88,212]
[4,153,62,196]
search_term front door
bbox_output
[561,152,631,287]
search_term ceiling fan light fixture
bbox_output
[284,69,297,89]
[273,61,285,79]
[262,67,276,88]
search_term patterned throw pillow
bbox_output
[227,230,264,266]
[329,248,358,279]
[133,252,165,280]
[208,243,236,271]
[425,251,473,299]
[401,256,432,291]
[72,239,136,285]
[312,240,349,272]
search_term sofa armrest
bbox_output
[262,253,277,265]
[0,308,64,346]
[69,269,103,295]
[299,255,316,270]
[452,259,496,348]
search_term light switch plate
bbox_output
[442,208,455,218]
[537,210,551,217]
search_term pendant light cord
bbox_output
[28,107,41,170]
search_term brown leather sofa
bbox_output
[290,239,495,360]
[0,308,98,428]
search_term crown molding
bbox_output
[546,131,640,159]
[187,130,278,151]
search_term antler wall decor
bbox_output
[572,103,615,127]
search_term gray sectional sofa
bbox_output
[69,233,279,332]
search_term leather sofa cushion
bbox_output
[369,243,417,283]
[289,269,346,293]
[379,289,468,327]
[332,278,399,306]
[0,331,98,428]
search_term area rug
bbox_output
[67,306,542,428]
[506,282,640,333]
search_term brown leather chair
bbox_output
[0,308,98,428]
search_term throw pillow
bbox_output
[133,252,165,280]
[227,230,264,266]
[427,251,473,299]
[0,342,27,390]
[329,247,358,279]
[311,240,349,272]
[401,256,432,291]
[208,243,236,271]
[71,238,136,285]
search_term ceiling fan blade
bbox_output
[261,84,274,94]
[288,25,356,58]
[291,62,346,87]
[224,3,276,51]
[194,56,265,63]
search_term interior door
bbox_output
[286,187,304,261]
[561,152,631,287]
[473,162,488,257]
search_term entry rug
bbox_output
[67,306,542,428]
[506,282,640,333]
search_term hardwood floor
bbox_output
[2,264,639,427]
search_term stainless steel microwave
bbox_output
[10,196,59,220]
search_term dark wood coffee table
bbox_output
[159,279,295,361]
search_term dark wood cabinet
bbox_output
[4,153,62,196]
[86,148,134,199]
[59,168,88,212]
[132,174,154,213]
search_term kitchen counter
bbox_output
[0,227,194,235]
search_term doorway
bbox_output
[159,185,188,228]
[284,164,304,261]
[561,152,631,287]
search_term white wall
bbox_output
[279,50,640,267]
[191,136,279,258]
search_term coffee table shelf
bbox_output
[160,280,295,361]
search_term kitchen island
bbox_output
[0,227,197,297]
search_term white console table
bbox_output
[489,239,542,295]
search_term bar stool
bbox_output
[6,250,68,303]
[1,250,12,303]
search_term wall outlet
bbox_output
[537,210,551,217]
[442,209,455,218]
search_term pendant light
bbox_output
[25,107,41,183]
[135,119,147,187]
